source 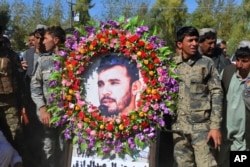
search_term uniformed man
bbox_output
[172,26,223,167]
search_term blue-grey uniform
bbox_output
[172,53,223,167]
[31,53,63,167]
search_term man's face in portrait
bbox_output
[98,65,132,116]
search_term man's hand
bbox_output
[21,60,28,70]
[207,129,222,149]
[39,106,51,127]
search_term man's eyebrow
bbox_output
[108,78,120,82]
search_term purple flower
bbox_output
[73,30,79,40]
[57,50,67,57]
[107,20,120,27]
[136,26,149,36]
[54,60,61,71]
[49,80,57,87]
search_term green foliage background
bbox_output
[0,0,249,56]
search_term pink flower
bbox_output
[158,76,164,82]
[145,102,151,107]
[68,102,75,109]
[142,106,149,112]
[77,100,85,107]
[85,127,91,134]
[157,67,163,74]
[77,122,83,129]
[153,103,159,110]
[90,130,96,137]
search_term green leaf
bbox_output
[72,136,79,144]
[81,142,88,151]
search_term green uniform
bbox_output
[172,53,223,167]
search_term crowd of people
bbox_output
[0,24,66,167]
[0,22,250,167]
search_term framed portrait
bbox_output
[48,16,178,167]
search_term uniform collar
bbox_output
[175,53,202,66]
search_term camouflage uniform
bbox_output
[172,53,223,167]
[0,48,23,151]
[31,53,64,167]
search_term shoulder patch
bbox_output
[244,78,250,90]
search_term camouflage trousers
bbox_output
[0,105,22,149]
[173,131,217,167]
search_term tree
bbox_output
[227,0,250,55]
[74,0,94,26]
[101,0,150,20]
[188,0,219,28]
[10,0,29,50]
[0,0,11,31]
[148,0,187,50]
[46,0,65,27]
[26,0,46,30]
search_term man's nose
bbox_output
[237,61,243,68]
[102,85,111,95]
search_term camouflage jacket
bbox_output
[172,53,223,133]
[31,53,54,111]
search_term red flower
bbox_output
[72,79,80,90]
[106,124,114,131]
[150,52,157,58]
[123,118,130,127]
[100,47,108,53]
[92,40,97,47]
[98,131,104,139]
[104,29,109,35]
[146,43,154,50]
[152,93,161,100]
[141,121,149,129]
[68,70,74,79]
[147,64,155,70]
[67,109,73,116]
[91,111,99,118]
[71,59,78,66]
[140,70,147,77]
[121,115,127,120]
[138,40,145,47]
[143,77,149,83]
[137,101,143,108]
[140,51,147,58]
[119,35,126,42]
[111,29,117,36]
[129,35,139,43]
[96,33,103,39]
[90,121,97,127]
[115,132,121,139]
[154,57,160,64]
[151,78,158,86]
[78,111,85,120]
[70,52,76,58]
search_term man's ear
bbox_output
[177,41,182,49]
[131,80,142,95]
[53,37,60,45]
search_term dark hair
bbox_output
[176,26,199,42]
[199,31,217,43]
[97,54,139,85]
[34,28,46,38]
[235,47,250,58]
[220,40,226,45]
[45,26,66,44]
[29,32,35,36]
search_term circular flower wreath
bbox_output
[48,16,179,158]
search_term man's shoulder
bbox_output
[25,48,35,54]
[198,54,215,66]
